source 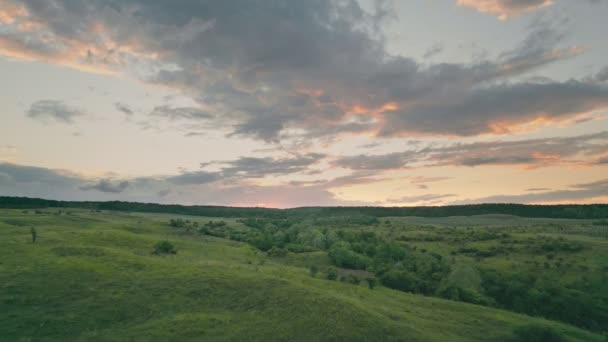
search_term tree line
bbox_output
[2,196,608,219]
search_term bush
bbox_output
[366,277,377,289]
[380,270,418,293]
[309,265,319,277]
[511,325,566,342]
[267,246,288,257]
[30,227,37,243]
[328,242,370,269]
[153,240,177,255]
[326,267,338,281]
[347,275,360,285]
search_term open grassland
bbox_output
[1,208,606,341]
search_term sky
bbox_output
[0,0,607,208]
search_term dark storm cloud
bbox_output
[26,100,84,124]
[2,0,605,141]
[80,179,130,193]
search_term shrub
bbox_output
[30,227,37,243]
[309,265,319,277]
[328,242,370,269]
[347,275,360,285]
[511,324,566,342]
[326,267,338,281]
[153,240,177,255]
[366,277,377,289]
[267,246,288,257]
[380,270,417,293]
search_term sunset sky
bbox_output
[1,0,607,207]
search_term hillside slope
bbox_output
[0,209,603,341]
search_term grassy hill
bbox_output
[1,208,605,341]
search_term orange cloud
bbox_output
[0,1,26,24]
[488,112,599,136]
[0,36,118,75]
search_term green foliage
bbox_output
[346,275,360,285]
[3,196,608,219]
[511,324,566,342]
[481,270,608,331]
[309,264,319,277]
[326,267,338,281]
[366,277,377,289]
[152,240,177,255]
[0,208,604,341]
[380,270,418,292]
[328,242,371,269]
[267,246,288,257]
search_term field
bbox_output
[1,207,606,341]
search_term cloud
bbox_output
[456,0,553,19]
[26,100,84,124]
[0,145,18,161]
[166,171,220,186]
[333,152,412,170]
[157,189,171,197]
[334,131,608,170]
[207,153,326,178]
[80,179,130,193]
[388,193,457,204]
[1,1,602,142]
[427,131,608,167]
[0,161,374,207]
[149,105,213,121]
[423,44,443,59]
[595,67,608,82]
[453,178,608,204]
[114,102,134,116]
[381,81,608,137]
[526,187,551,191]
[0,162,80,186]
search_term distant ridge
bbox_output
[1,196,607,219]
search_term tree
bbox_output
[30,227,37,243]
[153,240,177,255]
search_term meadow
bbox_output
[1,205,607,341]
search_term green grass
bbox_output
[0,209,604,341]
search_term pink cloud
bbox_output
[457,0,553,19]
